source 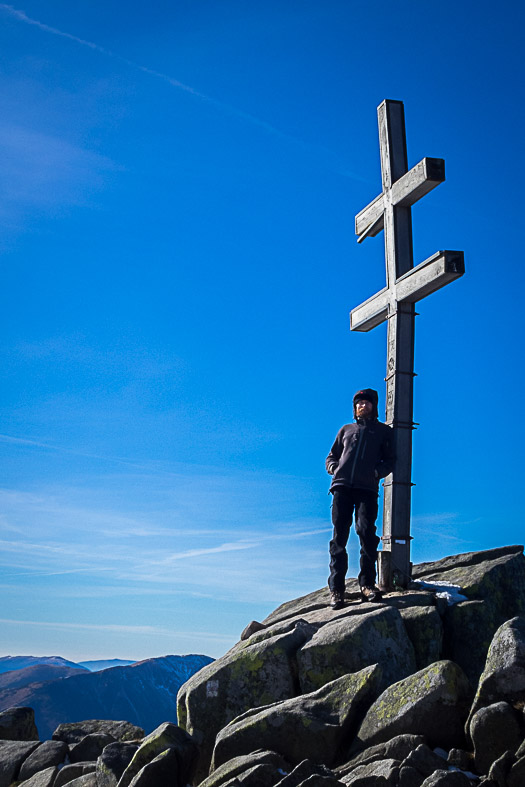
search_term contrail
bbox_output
[0,4,364,180]
[0,432,186,476]
[0,4,211,98]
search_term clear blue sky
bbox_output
[0,1,523,661]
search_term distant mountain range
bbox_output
[0,656,137,674]
[0,656,84,674]
[0,654,213,740]
[0,664,87,690]
[78,659,137,672]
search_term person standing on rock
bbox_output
[326,388,394,609]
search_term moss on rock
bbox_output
[297,607,416,694]
[211,667,382,773]
[356,660,472,750]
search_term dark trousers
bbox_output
[328,486,380,592]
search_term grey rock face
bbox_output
[487,750,515,786]
[126,748,182,787]
[275,760,337,787]
[412,545,524,579]
[442,600,497,687]
[507,756,525,787]
[430,551,525,685]
[261,584,358,628]
[399,606,443,670]
[18,740,69,780]
[356,660,472,750]
[211,667,382,773]
[397,765,423,787]
[0,707,39,741]
[0,740,40,787]
[17,765,58,787]
[297,606,416,694]
[295,775,343,787]
[96,742,139,787]
[54,762,96,787]
[469,701,522,774]
[262,587,434,633]
[420,771,472,786]
[468,616,525,726]
[177,621,316,783]
[336,735,425,777]
[400,744,448,779]
[240,622,266,641]
[200,751,290,787]
[69,733,115,763]
[52,721,143,745]
[221,762,285,787]
[63,774,97,787]
[446,749,472,771]
[340,757,400,784]
[118,722,198,787]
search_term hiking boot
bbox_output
[329,590,345,610]
[360,585,382,603]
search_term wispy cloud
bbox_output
[411,512,481,540]
[0,474,330,606]
[0,617,166,634]
[0,4,363,181]
[0,124,118,217]
[0,617,233,643]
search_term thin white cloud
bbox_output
[0,617,233,642]
[0,4,364,180]
[412,513,459,526]
[411,512,481,541]
[0,618,164,634]
[0,433,196,476]
[0,124,117,214]
[151,541,257,566]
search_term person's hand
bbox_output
[328,462,338,475]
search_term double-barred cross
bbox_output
[351,99,464,589]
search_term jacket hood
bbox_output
[353,388,379,420]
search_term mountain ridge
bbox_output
[0,657,85,675]
[0,653,213,740]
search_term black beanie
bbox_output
[353,388,379,418]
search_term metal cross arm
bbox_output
[355,157,446,243]
[351,250,465,332]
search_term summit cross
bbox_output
[351,99,465,589]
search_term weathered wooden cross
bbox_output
[351,99,464,590]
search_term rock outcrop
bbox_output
[0,708,39,742]
[355,660,472,750]
[211,667,381,772]
[1,545,525,787]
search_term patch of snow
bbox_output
[412,580,468,605]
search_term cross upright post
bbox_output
[351,100,464,590]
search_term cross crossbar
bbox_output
[356,157,445,242]
[350,250,464,332]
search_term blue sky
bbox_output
[0,0,523,661]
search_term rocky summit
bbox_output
[2,545,525,787]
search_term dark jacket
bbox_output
[326,418,394,493]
